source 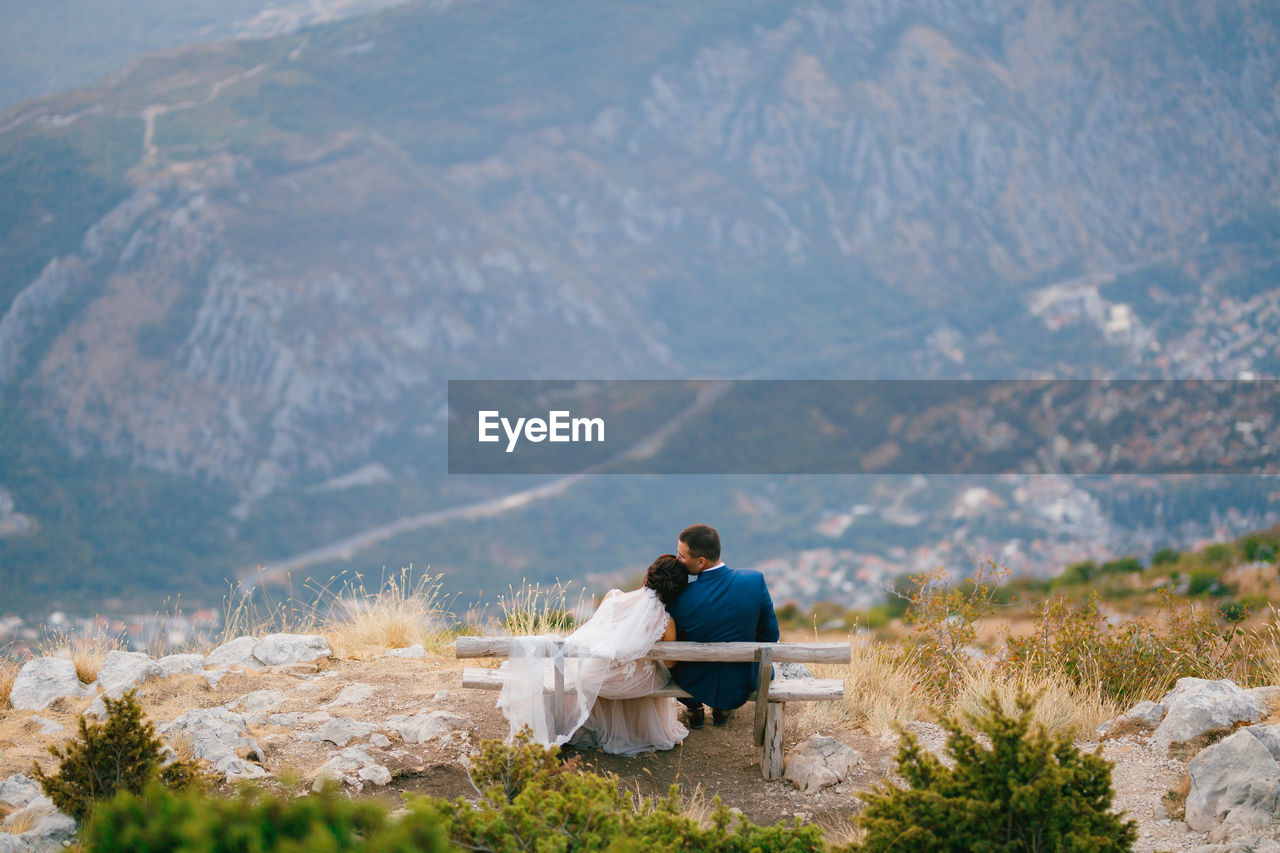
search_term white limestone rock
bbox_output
[0,775,42,809]
[96,650,163,699]
[252,633,331,667]
[302,718,380,747]
[159,707,265,782]
[1185,728,1280,835]
[323,683,376,708]
[385,645,426,659]
[205,637,262,669]
[227,689,287,713]
[156,653,207,677]
[390,710,470,744]
[783,734,864,793]
[1153,678,1267,750]
[9,658,94,710]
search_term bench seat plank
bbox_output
[461,667,843,702]
[455,637,850,664]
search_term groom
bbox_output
[666,524,779,728]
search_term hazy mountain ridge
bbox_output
[1,0,1279,613]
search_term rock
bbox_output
[9,658,95,710]
[323,683,376,708]
[155,653,207,677]
[1153,678,1267,750]
[385,645,426,659]
[96,650,163,699]
[302,718,380,747]
[227,689,286,712]
[1246,724,1280,761]
[390,710,470,744]
[30,717,63,735]
[775,662,813,679]
[1125,699,1166,727]
[159,707,265,782]
[266,711,331,728]
[251,633,331,667]
[0,775,42,809]
[1185,728,1280,834]
[1,795,77,852]
[313,747,381,791]
[784,734,864,793]
[203,669,228,689]
[205,637,261,669]
[358,764,392,786]
[1247,686,1280,710]
[369,733,391,748]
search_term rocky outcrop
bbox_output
[8,659,94,711]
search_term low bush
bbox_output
[1007,592,1248,707]
[82,780,452,852]
[422,729,829,852]
[852,690,1137,852]
[32,689,202,823]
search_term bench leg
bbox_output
[760,701,784,781]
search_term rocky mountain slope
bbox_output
[1,0,1278,611]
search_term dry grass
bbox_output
[320,569,450,660]
[951,661,1121,739]
[497,580,585,636]
[216,566,458,660]
[38,625,127,684]
[1162,773,1191,820]
[0,662,16,710]
[1,804,40,835]
[792,633,939,739]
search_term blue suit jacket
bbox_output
[666,566,780,710]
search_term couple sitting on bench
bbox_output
[496,524,779,756]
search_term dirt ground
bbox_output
[0,652,1218,850]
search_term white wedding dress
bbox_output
[496,587,689,756]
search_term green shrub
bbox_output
[1202,543,1232,564]
[1186,567,1226,597]
[424,729,829,852]
[82,780,451,852]
[852,690,1137,852]
[1100,556,1143,576]
[1053,560,1097,588]
[1151,547,1181,567]
[32,689,202,823]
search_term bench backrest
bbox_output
[454,637,850,664]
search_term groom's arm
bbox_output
[756,576,780,643]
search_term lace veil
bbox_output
[496,586,671,747]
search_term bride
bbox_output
[495,555,690,756]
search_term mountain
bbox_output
[0,0,410,111]
[1,0,1278,615]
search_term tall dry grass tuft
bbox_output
[0,661,17,710]
[321,568,451,659]
[497,580,584,636]
[792,633,939,739]
[39,625,126,684]
[217,571,325,647]
[951,660,1121,738]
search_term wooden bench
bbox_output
[456,637,850,780]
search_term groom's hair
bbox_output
[679,524,720,563]
[645,554,688,605]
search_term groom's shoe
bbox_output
[684,705,705,729]
[711,708,733,726]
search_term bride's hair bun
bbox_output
[645,554,688,605]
